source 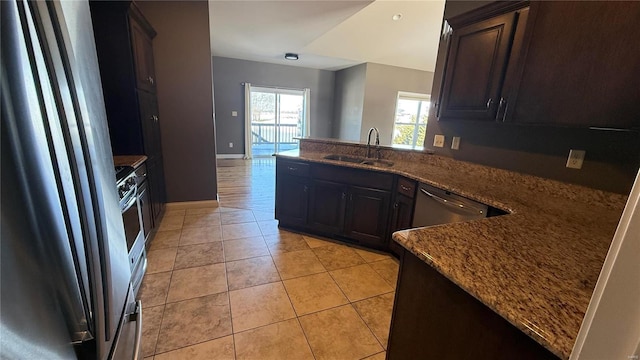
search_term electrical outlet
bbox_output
[229,142,234,148]
[231,111,238,117]
[566,149,585,169]
[451,136,460,150]
[433,135,445,148]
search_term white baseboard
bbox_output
[217,154,245,159]
[165,199,219,210]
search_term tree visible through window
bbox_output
[392,92,430,147]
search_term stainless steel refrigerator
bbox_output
[1,1,141,359]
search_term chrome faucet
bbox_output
[366,127,380,159]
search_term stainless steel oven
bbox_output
[117,166,146,295]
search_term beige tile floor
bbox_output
[139,206,399,360]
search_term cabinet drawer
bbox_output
[134,163,148,186]
[277,160,310,177]
[397,177,416,198]
[311,164,393,191]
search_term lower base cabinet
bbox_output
[388,250,559,360]
[275,175,310,228]
[344,186,390,248]
[308,180,347,234]
[276,157,397,252]
[388,193,414,256]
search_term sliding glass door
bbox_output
[250,87,306,157]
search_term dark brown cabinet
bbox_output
[307,180,391,249]
[308,180,347,234]
[439,10,521,121]
[436,1,640,129]
[389,177,416,257]
[276,158,394,251]
[505,1,640,128]
[388,250,559,360]
[344,186,391,247]
[90,1,166,229]
[130,16,156,93]
[275,159,311,228]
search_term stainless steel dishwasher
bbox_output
[412,183,488,227]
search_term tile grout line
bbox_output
[150,236,180,357]
[220,239,239,360]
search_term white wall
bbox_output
[571,171,640,359]
[360,63,434,145]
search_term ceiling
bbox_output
[208,0,446,72]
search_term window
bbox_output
[392,92,430,147]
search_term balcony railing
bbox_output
[251,123,299,145]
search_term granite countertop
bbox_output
[276,145,627,359]
[113,155,147,169]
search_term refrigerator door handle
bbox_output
[131,301,143,360]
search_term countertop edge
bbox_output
[275,149,625,359]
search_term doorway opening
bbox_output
[250,86,308,157]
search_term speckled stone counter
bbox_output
[277,138,628,359]
[113,155,147,169]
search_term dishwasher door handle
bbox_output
[419,188,484,215]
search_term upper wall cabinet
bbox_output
[436,2,529,122]
[435,1,640,129]
[438,5,526,121]
[505,1,640,129]
[130,15,157,93]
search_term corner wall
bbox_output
[361,63,434,145]
[332,63,367,141]
[137,1,218,201]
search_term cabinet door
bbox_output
[137,91,158,160]
[146,159,165,222]
[439,11,518,121]
[308,180,347,234]
[506,2,640,128]
[275,175,309,227]
[138,181,153,242]
[130,16,156,93]
[389,194,414,256]
[344,186,391,248]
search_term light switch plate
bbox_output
[566,149,585,169]
[433,135,445,148]
[451,136,460,150]
[231,111,238,117]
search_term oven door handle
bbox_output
[122,192,137,213]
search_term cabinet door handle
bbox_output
[341,192,347,200]
[394,202,399,209]
[147,76,154,85]
[502,100,509,122]
[486,98,493,109]
[287,166,297,172]
[400,185,411,192]
[495,98,506,121]
[303,185,308,193]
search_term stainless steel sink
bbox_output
[323,154,394,167]
[361,159,394,167]
[323,154,366,163]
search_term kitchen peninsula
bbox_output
[275,138,627,359]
